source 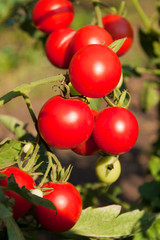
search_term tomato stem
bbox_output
[131,0,151,30]
[92,0,104,28]
[103,96,116,107]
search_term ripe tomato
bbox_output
[102,14,133,56]
[45,28,76,69]
[34,182,82,232]
[38,95,94,149]
[93,107,139,155]
[69,44,122,98]
[70,25,113,54]
[0,166,35,219]
[32,0,74,34]
[72,109,100,155]
[95,156,121,184]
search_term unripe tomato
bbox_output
[32,0,74,34]
[38,95,94,149]
[70,25,113,54]
[72,109,100,156]
[45,28,76,69]
[69,44,122,98]
[93,107,139,155]
[102,14,133,56]
[0,167,35,219]
[34,182,82,232]
[96,156,121,184]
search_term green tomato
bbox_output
[95,156,121,184]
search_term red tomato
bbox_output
[38,95,94,149]
[69,44,122,98]
[32,0,74,34]
[93,107,139,155]
[102,14,133,56]
[72,109,100,155]
[45,28,76,68]
[34,182,82,232]
[70,25,113,54]
[0,167,35,219]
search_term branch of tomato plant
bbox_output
[136,67,160,76]
[0,74,65,107]
[131,0,151,30]
[92,0,103,28]
[117,1,126,17]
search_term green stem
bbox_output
[117,1,126,16]
[131,0,151,30]
[103,96,116,107]
[23,94,37,125]
[38,154,52,187]
[23,140,40,172]
[136,67,160,75]
[92,0,103,28]
[0,74,64,106]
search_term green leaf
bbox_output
[140,81,159,111]
[0,114,34,140]
[65,205,155,239]
[0,202,13,220]
[0,139,22,169]
[89,98,101,111]
[6,175,56,210]
[108,38,126,53]
[133,218,160,240]
[4,218,25,240]
[149,155,160,181]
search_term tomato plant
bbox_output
[93,107,139,155]
[34,182,82,232]
[102,14,133,56]
[70,25,113,54]
[0,167,35,219]
[72,109,100,156]
[32,0,74,34]
[45,28,76,69]
[95,156,121,184]
[38,95,94,149]
[69,44,122,98]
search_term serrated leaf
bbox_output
[65,205,155,239]
[133,218,160,240]
[149,155,160,181]
[0,139,22,169]
[4,218,25,240]
[0,114,34,140]
[6,175,56,210]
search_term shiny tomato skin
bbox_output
[69,44,122,98]
[45,28,76,69]
[32,0,74,34]
[38,95,94,149]
[71,25,113,54]
[72,109,100,155]
[34,182,82,232]
[102,14,133,56]
[0,167,35,219]
[93,107,139,155]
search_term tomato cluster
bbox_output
[0,1,137,234]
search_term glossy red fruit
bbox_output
[71,25,113,54]
[72,109,100,155]
[38,95,94,149]
[0,167,35,219]
[93,107,139,155]
[45,28,76,68]
[34,182,82,232]
[32,0,74,34]
[69,44,122,98]
[102,14,133,56]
